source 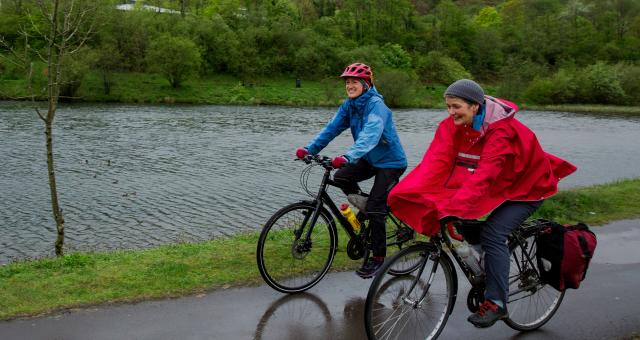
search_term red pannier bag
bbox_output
[536,222,597,291]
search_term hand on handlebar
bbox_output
[294,152,343,169]
[296,147,309,159]
[331,155,349,169]
[440,216,464,241]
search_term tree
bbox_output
[146,34,202,88]
[10,0,98,256]
[94,42,122,95]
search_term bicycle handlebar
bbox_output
[445,221,465,241]
[296,154,336,170]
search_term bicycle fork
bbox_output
[402,250,443,308]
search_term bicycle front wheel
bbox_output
[505,226,565,331]
[257,202,337,293]
[385,215,420,276]
[365,243,455,340]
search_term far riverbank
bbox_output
[2,73,640,114]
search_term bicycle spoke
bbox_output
[365,244,454,340]
[505,224,564,331]
[257,203,336,293]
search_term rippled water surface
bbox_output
[1,101,639,262]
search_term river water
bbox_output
[1,101,639,263]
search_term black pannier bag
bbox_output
[536,221,597,291]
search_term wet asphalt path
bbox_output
[1,220,639,340]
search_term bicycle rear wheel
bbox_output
[505,225,565,331]
[365,243,455,340]
[257,202,337,293]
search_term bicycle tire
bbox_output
[365,243,456,340]
[504,224,565,331]
[257,201,337,293]
[385,215,420,276]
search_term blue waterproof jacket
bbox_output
[306,87,408,169]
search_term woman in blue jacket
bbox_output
[296,63,408,278]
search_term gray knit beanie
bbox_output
[444,79,485,104]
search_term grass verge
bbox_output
[524,104,640,115]
[1,72,445,107]
[1,178,639,320]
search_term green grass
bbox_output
[1,178,639,320]
[3,72,640,112]
[0,72,449,108]
[533,178,640,225]
[524,104,640,115]
[0,72,349,106]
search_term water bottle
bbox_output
[458,242,483,276]
[340,203,361,233]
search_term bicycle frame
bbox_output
[303,162,359,245]
[402,221,542,308]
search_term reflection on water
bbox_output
[1,101,639,262]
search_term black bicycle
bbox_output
[256,154,417,294]
[364,218,565,339]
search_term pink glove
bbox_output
[332,155,349,169]
[296,147,309,159]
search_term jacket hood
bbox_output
[476,96,518,136]
[348,86,383,112]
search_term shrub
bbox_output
[414,51,470,85]
[524,62,625,105]
[496,57,548,101]
[523,78,555,105]
[320,77,342,104]
[146,35,202,88]
[376,70,418,107]
[616,63,640,104]
[337,45,384,73]
[60,48,98,99]
[380,43,412,70]
[0,54,26,80]
[575,62,625,104]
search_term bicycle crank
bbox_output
[346,238,365,260]
[467,286,485,313]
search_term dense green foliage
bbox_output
[1,0,639,106]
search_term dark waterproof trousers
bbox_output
[482,200,543,306]
[334,159,406,257]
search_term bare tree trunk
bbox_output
[44,0,66,256]
[45,115,65,255]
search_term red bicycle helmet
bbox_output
[340,63,373,85]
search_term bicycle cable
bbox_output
[300,163,316,197]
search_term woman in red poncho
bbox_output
[388,79,576,328]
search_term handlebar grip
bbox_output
[446,221,464,241]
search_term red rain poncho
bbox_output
[388,97,576,236]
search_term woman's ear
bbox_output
[472,103,480,114]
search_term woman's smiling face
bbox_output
[446,96,479,126]
[345,77,364,99]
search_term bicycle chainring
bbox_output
[467,287,485,313]
[346,238,365,260]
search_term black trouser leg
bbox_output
[366,167,406,257]
[333,159,376,195]
[334,159,406,257]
